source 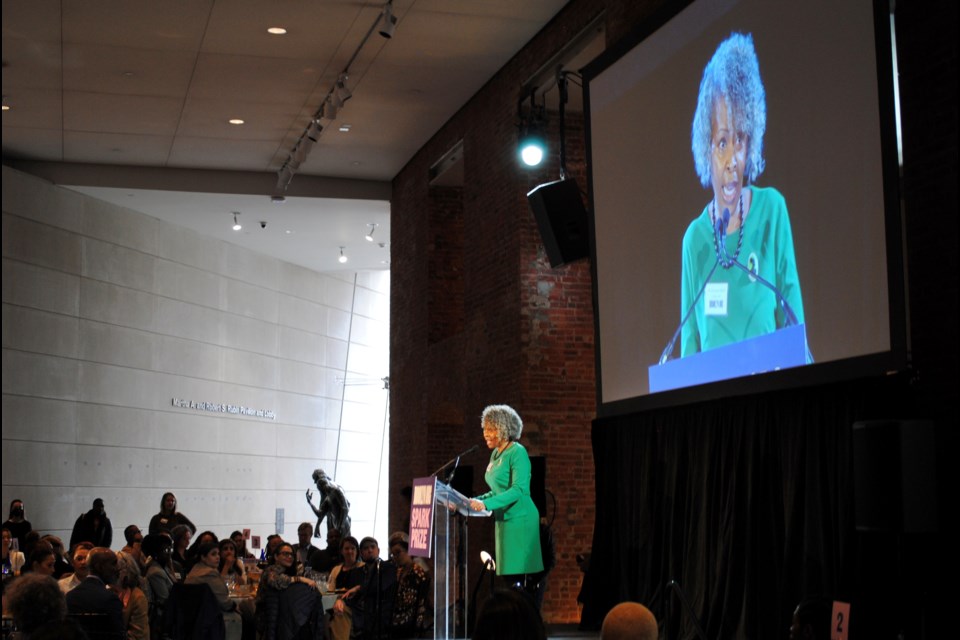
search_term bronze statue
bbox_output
[306,469,351,539]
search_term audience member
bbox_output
[256,542,320,639]
[143,532,177,637]
[219,538,247,585]
[328,536,365,640]
[184,530,219,574]
[170,524,193,578]
[69,498,113,549]
[389,536,431,638]
[147,492,196,535]
[2,527,26,575]
[117,550,150,640]
[27,543,57,576]
[264,534,283,565]
[355,536,398,639]
[231,530,256,559]
[2,500,32,551]
[310,527,343,573]
[6,573,86,639]
[600,601,658,640]
[186,541,243,640]
[64,547,125,638]
[789,596,833,640]
[58,542,93,593]
[120,524,146,570]
[471,588,545,640]
[41,535,72,579]
[294,521,322,568]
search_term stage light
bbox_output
[338,246,348,264]
[232,213,242,231]
[365,223,378,242]
[518,122,546,167]
[378,2,397,38]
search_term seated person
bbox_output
[600,601,657,640]
[389,536,431,638]
[231,530,256,559]
[293,522,322,568]
[184,530,219,574]
[26,542,57,577]
[116,551,150,640]
[311,527,343,573]
[185,541,243,640]
[58,542,94,593]
[64,547,125,638]
[2,527,26,575]
[7,573,86,639]
[120,524,146,571]
[219,538,247,585]
[41,534,73,578]
[328,536,365,640]
[169,524,193,579]
[143,533,177,637]
[256,542,321,640]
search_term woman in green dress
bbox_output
[469,405,543,589]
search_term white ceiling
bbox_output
[2,0,582,272]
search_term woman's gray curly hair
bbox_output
[691,32,767,188]
[481,404,523,442]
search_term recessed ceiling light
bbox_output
[228,118,245,125]
[267,27,287,35]
[339,123,351,133]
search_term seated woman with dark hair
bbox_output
[186,542,243,640]
[390,537,431,638]
[184,530,219,574]
[26,542,57,577]
[230,530,256,559]
[219,538,247,585]
[256,542,321,640]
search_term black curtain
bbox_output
[580,373,947,639]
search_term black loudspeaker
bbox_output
[852,420,937,533]
[527,178,590,267]
[529,456,547,517]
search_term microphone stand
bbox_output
[666,580,708,640]
[430,445,479,484]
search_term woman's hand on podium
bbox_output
[469,499,486,512]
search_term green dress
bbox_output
[475,442,543,575]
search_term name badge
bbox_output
[704,282,728,316]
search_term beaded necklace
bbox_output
[711,192,744,269]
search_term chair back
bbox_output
[161,582,226,640]
[67,612,125,640]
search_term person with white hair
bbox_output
[469,404,543,592]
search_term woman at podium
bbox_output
[469,405,543,589]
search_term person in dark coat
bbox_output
[69,498,113,549]
[64,546,125,637]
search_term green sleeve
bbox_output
[481,446,532,510]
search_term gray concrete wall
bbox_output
[2,165,390,549]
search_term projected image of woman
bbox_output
[680,32,805,357]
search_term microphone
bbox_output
[431,444,479,481]
[658,259,720,365]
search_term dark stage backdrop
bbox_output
[580,373,946,639]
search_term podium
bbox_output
[649,323,810,393]
[431,479,489,639]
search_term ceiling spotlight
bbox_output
[338,246,348,264]
[232,213,242,231]
[336,73,352,103]
[365,223,378,242]
[267,27,287,35]
[325,95,340,120]
[307,119,323,143]
[228,118,244,125]
[378,2,397,38]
